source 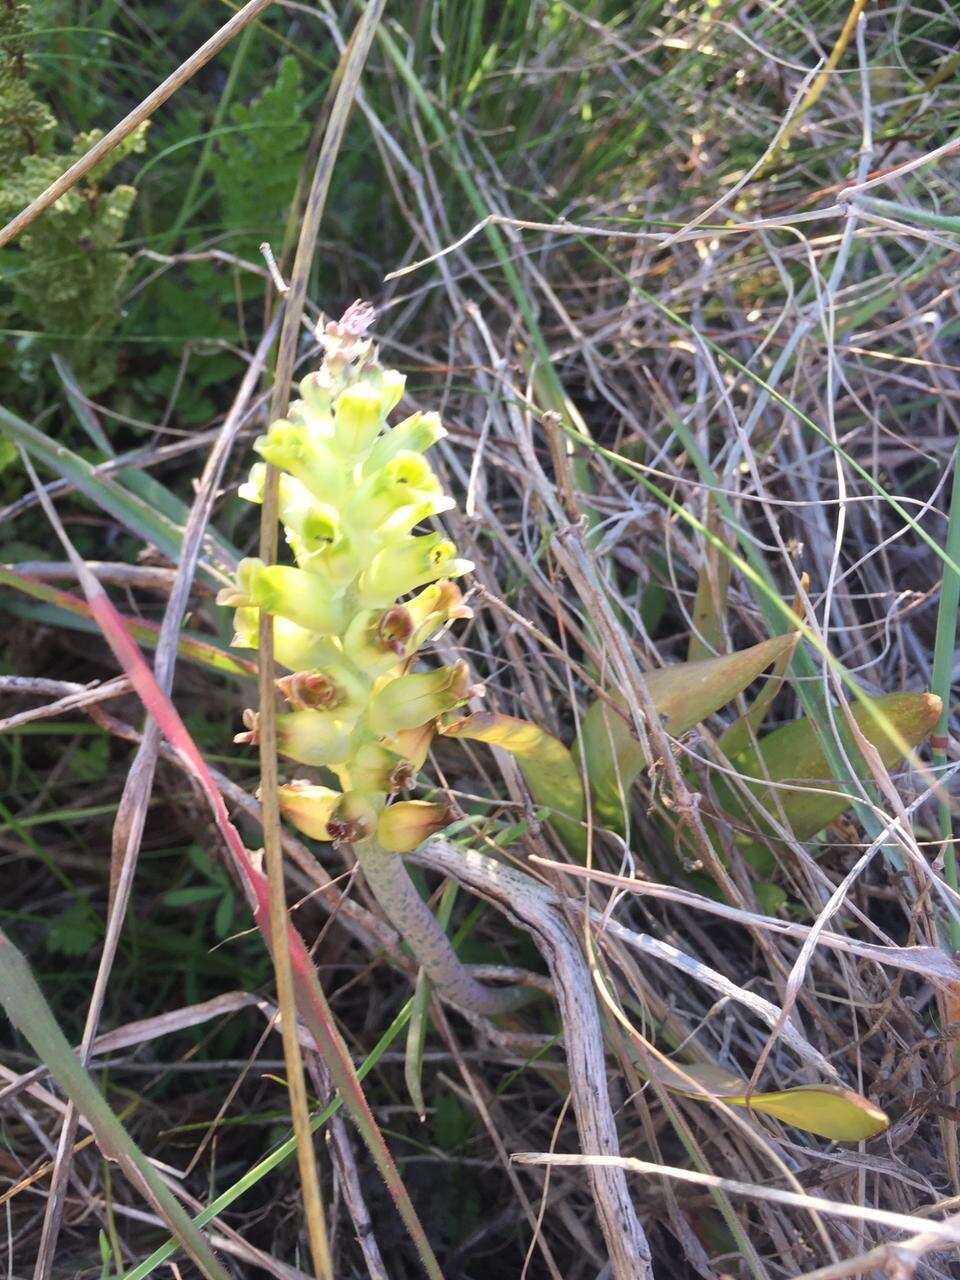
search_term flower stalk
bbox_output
[221,304,528,1016]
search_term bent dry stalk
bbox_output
[219,304,528,1015]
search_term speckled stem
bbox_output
[355,838,531,1016]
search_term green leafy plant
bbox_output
[0,1,147,390]
[163,844,237,941]
[0,2,55,171]
[46,900,101,957]
[216,303,898,1142]
[213,54,308,254]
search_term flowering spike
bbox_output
[221,319,474,846]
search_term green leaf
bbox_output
[581,634,797,834]
[432,1092,471,1151]
[405,968,431,1122]
[0,567,256,679]
[213,890,236,940]
[439,711,586,857]
[67,735,110,782]
[686,500,731,662]
[652,1061,888,1141]
[46,903,100,957]
[0,407,226,587]
[163,886,224,907]
[0,929,231,1279]
[213,56,310,253]
[715,690,942,843]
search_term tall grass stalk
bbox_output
[932,443,960,954]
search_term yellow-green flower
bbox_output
[221,328,471,849]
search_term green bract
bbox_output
[219,312,475,853]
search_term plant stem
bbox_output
[255,8,388,1274]
[932,440,960,954]
[355,838,531,1016]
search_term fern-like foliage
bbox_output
[213,55,308,252]
[0,2,145,391]
[0,1,55,169]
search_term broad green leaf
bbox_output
[651,1060,888,1141]
[716,630,796,760]
[582,634,797,834]
[716,690,941,843]
[0,930,230,1279]
[716,573,806,760]
[440,711,586,857]
[686,501,731,663]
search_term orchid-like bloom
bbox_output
[218,306,476,853]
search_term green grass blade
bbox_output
[0,930,230,1280]
[0,566,256,679]
[119,996,416,1280]
[931,442,960,952]
[0,407,232,588]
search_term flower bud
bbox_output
[298,367,336,419]
[377,801,451,853]
[229,605,259,651]
[359,533,472,607]
[317,300,376,370]
[368,661,477,735]
[378,493,456,539]
[275,709,353,767]
[222,559,343,635]
[387,722,435,769]
[277,781,341,841]
[254,419,345,506]
[349,452,444,529]
[343,742,413,792]
[332,368,404,457]
[326,790,379,845]
[228,606,341,672]
[363,411,445,475]
[240,465,340,565]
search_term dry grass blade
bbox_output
[27,319,279,1280]
[19,443,443,1277]
[0,932,230,1280]
[511,1153,960,1246]
[415,840,653,1279]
